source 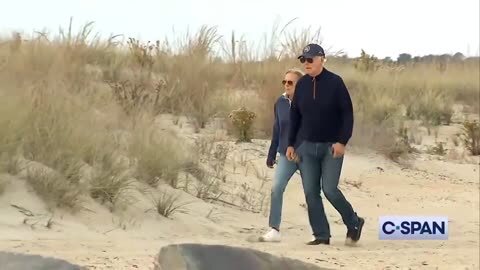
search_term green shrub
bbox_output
[460,120,480,155]
[228,107,256,142]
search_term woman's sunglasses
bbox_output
[299,57,314,63]
[282,80,294,86]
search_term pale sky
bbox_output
[1,0,479,58]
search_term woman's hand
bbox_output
[266,158,275,168]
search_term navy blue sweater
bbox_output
[267,94,301,162]
[288,68,354,147]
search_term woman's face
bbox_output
[282,72,299,97]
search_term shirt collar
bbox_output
[282,92,292,105]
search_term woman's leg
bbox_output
[268,154,298,230]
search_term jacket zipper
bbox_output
[313,77,316,99]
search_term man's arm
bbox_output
[288,81,302,147]
[337,77,354,145]
[267,101,280,162]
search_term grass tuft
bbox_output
[151,188,192,218]
[460,120,480,156]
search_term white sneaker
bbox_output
[259,228,281,242]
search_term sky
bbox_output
[1,0,479,58]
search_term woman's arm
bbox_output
[267,101,280,165]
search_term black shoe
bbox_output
[346,217,365,242]
[306,238,330,245]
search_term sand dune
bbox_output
[0,116,478,270]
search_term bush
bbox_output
[130,128,190,188]
[228,107,256,142]
[25,167,82,210]
[386,126,418,161]
[405,88,453,126]
[353,49,380,72]
[89,154,135,208]
[427,141,447,156]
[460,120,480,155]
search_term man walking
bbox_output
[286,43,365,245]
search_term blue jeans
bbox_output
[296,141,359,240]
[268,154,298,230]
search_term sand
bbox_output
[0,116,478,270]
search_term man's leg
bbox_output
[268,154,299,231]
[297,142,330,242]
[321,143,364,242]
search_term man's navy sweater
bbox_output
[288,68,354,147]
[267,94,301,162]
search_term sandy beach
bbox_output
[0,116,478,270]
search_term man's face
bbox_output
[300,56,324,76]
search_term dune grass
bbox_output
[150,187,192,218]
[460,120,480,155]
[0,19,478,210]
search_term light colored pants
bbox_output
[268,154,298,230]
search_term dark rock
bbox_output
[0,252,85,270]
[155,243,331,270]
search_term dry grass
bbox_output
[182,136,228,201]
[24,167,82,211]
[130,127,190,188]
[89,154,136,209]
[150,188,192,218]
[460,120,480,155]
[0,19,478,210]
[426,141,447,156]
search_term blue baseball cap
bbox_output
[297,43,325,59]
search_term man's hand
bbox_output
[332,143,346,158]
[286,146,296,161]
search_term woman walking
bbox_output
[260,68,304,242]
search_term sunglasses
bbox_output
[282,80,294,86]
[299,57,314,63]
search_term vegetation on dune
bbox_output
[229,107,257,143]
[460,120,480,156]
[0,19,478,211]
[150,188,193,218]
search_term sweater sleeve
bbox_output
[337,76,354,145]
[267,101,280,161]
[288,81,302,147]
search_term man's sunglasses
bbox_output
[299,57,314,63]
[282,80,294,86]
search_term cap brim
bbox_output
[297,53,315,59]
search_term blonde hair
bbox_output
[285,68,304,78]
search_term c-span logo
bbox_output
[379,216,448,240]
